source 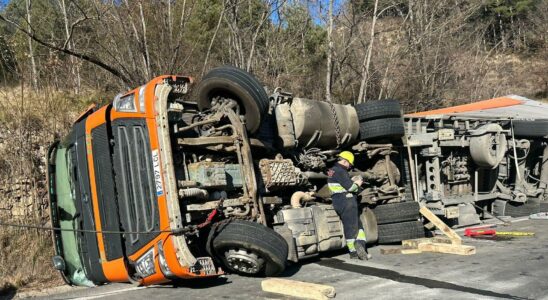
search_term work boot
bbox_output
[349,251,359,260]
[359,240,372,260]
[355,240,371,260]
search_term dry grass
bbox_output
[0,226,64,295]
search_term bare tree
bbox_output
[57,0,81,93]
[139,2,151,79]
[325,0,334,102]
[202,0,226,77]
[25,0,38,89]
[223,0,284,71]
[0,9,132,85]
[357,0,379,103]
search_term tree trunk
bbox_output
[246,2,270,72]
[25,0,38,89]
[139,3,151,79]
[357,0,379,103]
[325,0,334,102]
[202,1,226,76]
[59,0,81,93]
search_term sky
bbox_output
[271,0,344,26]
[0,0,345,23]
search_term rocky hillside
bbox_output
[0,87,99,293]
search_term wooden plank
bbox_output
[261,278,336,300]
[419,206,462,245]
[402,237,452,248]
[418,242,476,256]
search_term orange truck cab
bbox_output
[47,75,222,286]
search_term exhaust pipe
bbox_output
[179,188,209,199]
[290,191,315,208]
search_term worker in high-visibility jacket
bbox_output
[327,151,371,260]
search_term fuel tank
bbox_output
[288,98,359,149]
[274,204,345,259]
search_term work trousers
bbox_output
[332,193,363,241]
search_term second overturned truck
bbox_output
[47,67,548,286]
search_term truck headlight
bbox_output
[157,241,176,279]
[135,248,156,278]
[138,86,146,112]
[113,93,137,112]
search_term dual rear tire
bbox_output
[363,202,425,245]
[354,100,405,141]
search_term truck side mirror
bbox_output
[52,255,66,271]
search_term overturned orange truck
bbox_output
[47,67,548,286]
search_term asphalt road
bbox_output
[20,218,548,300]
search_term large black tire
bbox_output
[378,220,425,244]
[354,99,402,122]
[197,66,269,134]
[372,202,420,225]
[513,120,548,138]
[212,220,288,276]
[360,208,379,245]
[359,117,405,141]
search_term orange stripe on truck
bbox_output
[406,97,523,117]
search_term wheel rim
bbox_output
[223,248,265,274]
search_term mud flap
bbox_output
[274,225,298,263]
[492,200,507,216]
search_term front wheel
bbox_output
[196,66,269,134]
[211,220,288,276]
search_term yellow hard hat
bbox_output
[338,151,355,165]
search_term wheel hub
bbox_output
[223,248,265,274]
[211,97,241,115]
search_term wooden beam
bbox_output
[402,237,452,248]
[261,278,336,300]
[419,206,462,245]
[418,242,476,255]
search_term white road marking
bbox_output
[74,286,146,300]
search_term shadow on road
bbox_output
[0,284,17,300]
[165,277,230,289]
[317,258,530,300]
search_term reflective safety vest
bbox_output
[327,163,359,194]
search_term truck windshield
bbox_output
[54,144,93,286]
